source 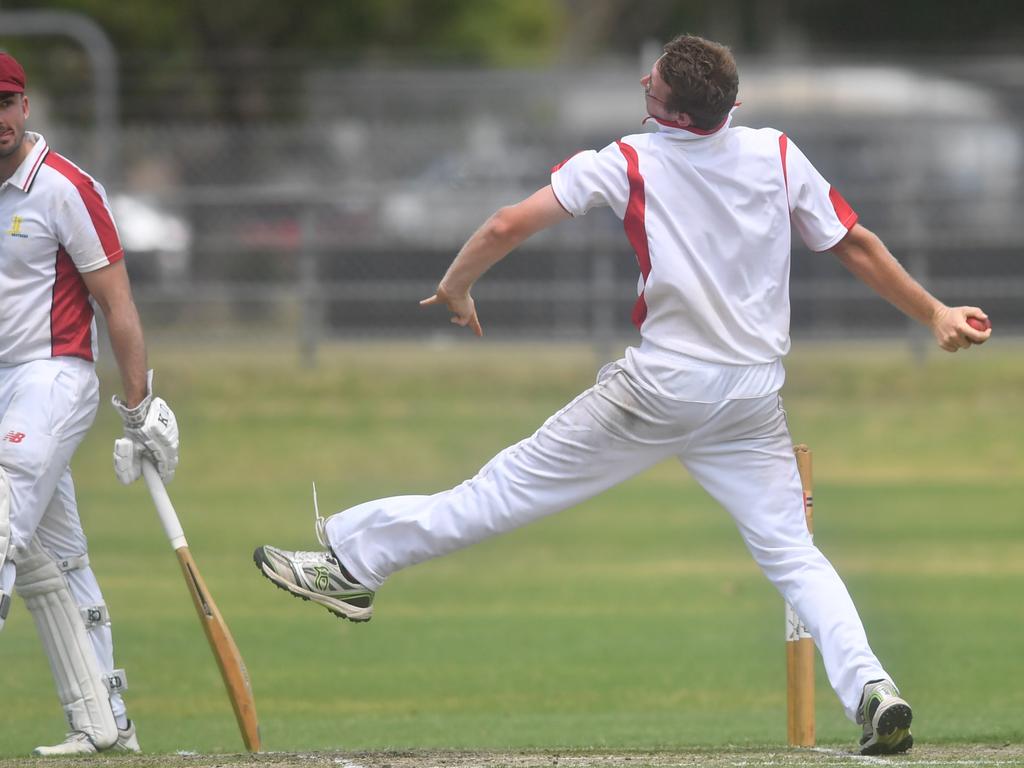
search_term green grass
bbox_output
[1,340,1021,756]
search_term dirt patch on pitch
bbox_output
[2,744,1023,768]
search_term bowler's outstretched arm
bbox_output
[421,185,571,336]
[830,223,991,351]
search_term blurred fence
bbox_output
[27,54,1024,362]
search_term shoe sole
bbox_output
[33,745,99,756]
[252,548,372,623]
[861,702,914,755]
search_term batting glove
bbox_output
[111,370,179,484]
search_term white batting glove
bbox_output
[111,370,179,483]
[112,438,142,485]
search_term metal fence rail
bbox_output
[30,55,1021,362]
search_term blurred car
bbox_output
[109,193,192,284]
[378,119,551,247]
[562,62,1023,239]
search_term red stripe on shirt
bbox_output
[828,186,859,230]
[21,146,49,192]
[551,150,583,173]
[779,133,789,199]
[616,140,651,329]
[51,245,95,360]
[43,152,124,263]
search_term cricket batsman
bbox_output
[255,34,992,754]
[0,52,179,755]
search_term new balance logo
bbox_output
[3,431,26,443]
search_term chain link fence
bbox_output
[23,54,1024,362]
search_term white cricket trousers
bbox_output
[0,357,126,721]
[327,362,888,721]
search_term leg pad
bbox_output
[15,539,117,750]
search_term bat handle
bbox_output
[141,460,188,550]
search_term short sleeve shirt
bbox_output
[550,113,857,400]
[0,133,124,364]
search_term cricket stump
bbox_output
[787,444,815,747]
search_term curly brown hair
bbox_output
[658,35,739,130]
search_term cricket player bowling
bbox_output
[255,34,992,755]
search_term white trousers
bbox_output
[0,358,126,720]
[327,363,888,721]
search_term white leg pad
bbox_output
[14,538,117,750]
[0,467,10,629]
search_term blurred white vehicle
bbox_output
[109,194,192,283]
[379,118,549,246]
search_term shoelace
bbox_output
[288,550,333,564]
[312,481,328,548]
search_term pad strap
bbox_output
[55,553,90,573]
[80,604,110,629]
[106,668,128,694]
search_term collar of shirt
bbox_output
[2,132,49,193]
[643,106,737,141]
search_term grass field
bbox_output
[0,339,1021,764]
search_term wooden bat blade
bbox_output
[175,547,261,752]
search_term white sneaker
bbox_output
[33,720,140,756]
[112,720,141,753]
[857,679,913,755]
[254,544,374,622]
[253,485,375,622]
[33,731,99,757]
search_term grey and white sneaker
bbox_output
[33,731,99,757]
[858,679,913,755]
[254,544,374,622]
[33,720,140,756]
[254,484,374,622]
[113,720,141,753]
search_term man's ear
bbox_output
[21,94,29,118]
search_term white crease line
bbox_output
[807,747,1020,767]
[809,747,893,765]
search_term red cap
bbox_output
[0,53,26,94]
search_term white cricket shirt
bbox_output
[550,111,857,401]
[0,133,124,364]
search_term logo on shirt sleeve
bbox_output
[4,215,28,238]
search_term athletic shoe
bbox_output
[254,544,374,622]
[32,721,139,756]
[254,483,374,622]
[857,679,914,755]
[254,482,374,622]
[113,720,141,753]
[33,731,99,757]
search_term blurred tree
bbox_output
[0,0,566,121]
[557,0,1024,57]
[3,0,1023,122]
[792,0,1024,52]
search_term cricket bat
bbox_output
[141,460,261,752]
